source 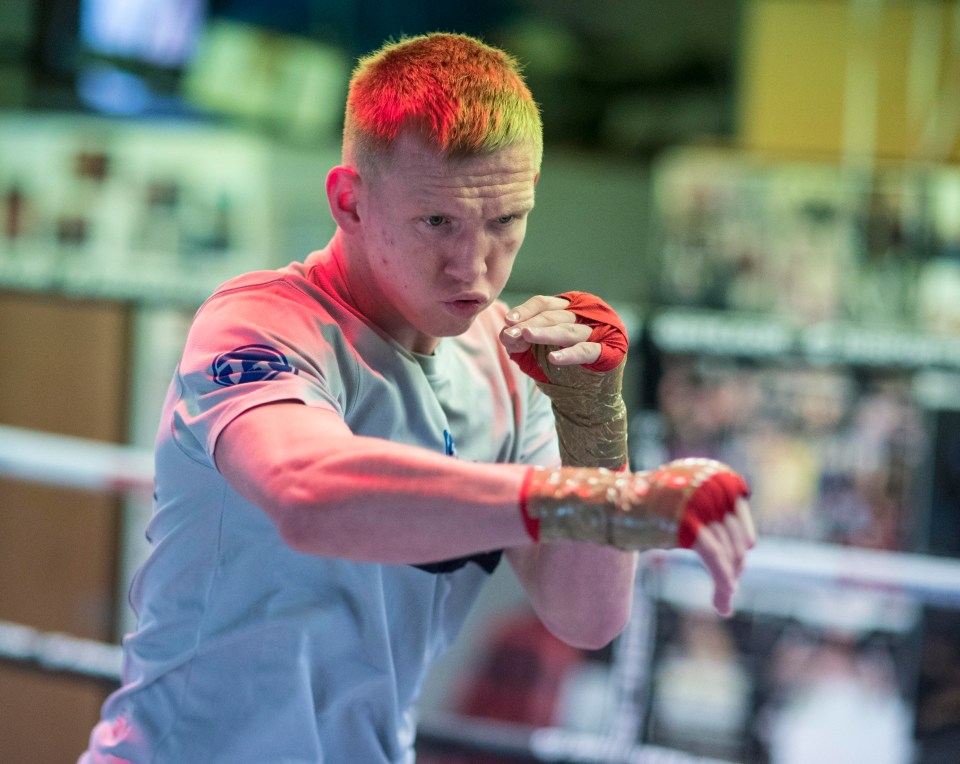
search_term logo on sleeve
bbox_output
[212,344,299,386]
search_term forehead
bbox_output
[373,132,538,207]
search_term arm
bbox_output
[500,294,755,648]
[505,537,637,650]
[215,403,532,564]
[501,293,639,648]
[216,395,633,648]
[215,296,753,648]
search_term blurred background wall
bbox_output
[1,2,960,762]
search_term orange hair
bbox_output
[343,33,542,172]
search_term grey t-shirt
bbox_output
[82,248,559,763]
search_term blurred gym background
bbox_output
[2,1,960,762]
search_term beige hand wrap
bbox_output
[529,343,628,471]
[522,458,748,551]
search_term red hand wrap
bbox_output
[677,471,751,549]
[509,291,629,384]
[558,291,629,372]
[519,466,541,542]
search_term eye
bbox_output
[496,214,516,225]
[424,215,447,227]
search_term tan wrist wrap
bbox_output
[530,344,628,470]
[523,466,679,550]
[523,458,740,550]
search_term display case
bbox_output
[623,146,960,764]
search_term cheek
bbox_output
[496,235,523,269]
[378,224,396,250]
[375,233,428,287]
[502,223,527,259]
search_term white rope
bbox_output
[646,537,960,609]
[0,424,153,496]
[0,619,122,682]
[2,424,959,607]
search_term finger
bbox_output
[711,517,737,560]
[500,310,581,352]
[500,322,585,357]
[499,324,533,354]
[723,513,751,573]
[548,341,602,366]
[693,526,738,617]
[714,585,735,619]
[520,321,592,348]
[736,498,757,548]
[505,295,571,325]
[511,309,580,332]
[710,518,746,580]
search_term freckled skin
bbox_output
[338,131,539,355]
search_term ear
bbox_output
[326,165,362,232]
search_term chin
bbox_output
[433,314,480,340]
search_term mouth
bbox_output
[443,294,488,317]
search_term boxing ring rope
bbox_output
[0,424,153,498]
[0,618,122,686]
[3,422,960,762]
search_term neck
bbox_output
[326,232,362,311]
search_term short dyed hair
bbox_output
[343,33,543,173]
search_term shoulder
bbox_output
[190,263,334,337]
[206,265,314,308]
[177,264,348,387]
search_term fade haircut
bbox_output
[343,33,543,174]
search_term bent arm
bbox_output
[506,543,637,650]
[215,401,531,564]
[502,293,638,649]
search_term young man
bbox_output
[82,33,754,763]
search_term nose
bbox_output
[443,229,489,283]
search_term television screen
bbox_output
[80,0,206,69]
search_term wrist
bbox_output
[531,342,628,470]
[520,465,678,549]
[551,388,628,469]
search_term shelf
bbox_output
[649,309,960,371]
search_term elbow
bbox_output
[259,458,330,554]
[544,603,632,651]
[274,508,314,554]
[593,607,633,649]
[269,491,315,554]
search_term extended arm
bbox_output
[215,295,754,651]
[216,397,637,649]
[215,403,532,564]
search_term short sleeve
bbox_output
[169,280,346,464]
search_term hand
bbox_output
[499,294,604,377]
[500,293,630,470]
[693,495,755,616]
[521,458,756,616]
[645,458,756,616]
